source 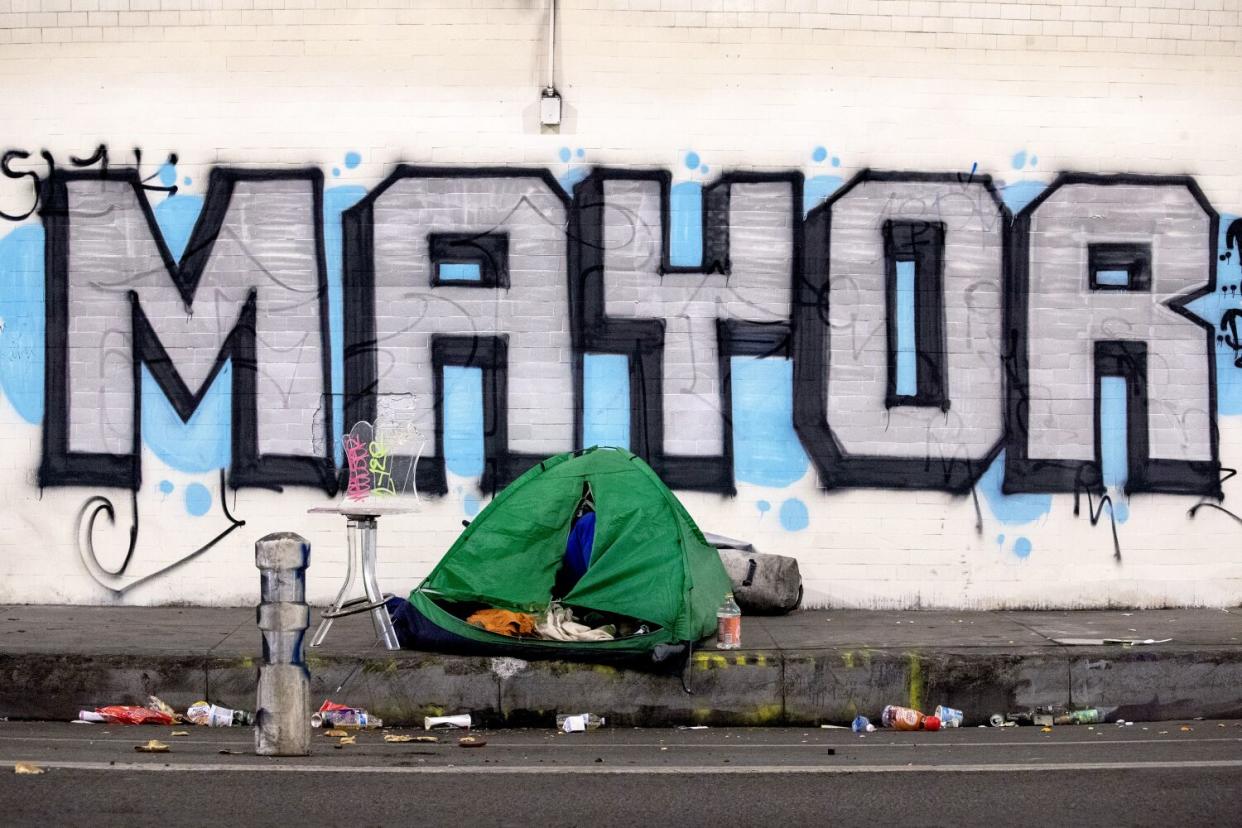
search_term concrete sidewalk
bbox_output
[1,605,1239,727]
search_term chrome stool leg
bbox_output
[359,517,400,650]
[309,519,359,648]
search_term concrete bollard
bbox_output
[255,532,311,756]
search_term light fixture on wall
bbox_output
[540,0,562,126]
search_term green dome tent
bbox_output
[397,447,733,657]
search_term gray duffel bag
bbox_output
[705,533,803,615]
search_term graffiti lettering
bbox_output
[2,156,1225,501]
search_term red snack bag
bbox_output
[96,705,175,726]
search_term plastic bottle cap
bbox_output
[923,716,941,731]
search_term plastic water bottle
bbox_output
[716,592,742,650]
[310,708,382,729]
[934,705,964,728]
[186,701,256,728]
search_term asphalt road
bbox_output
[1,721,1240,826]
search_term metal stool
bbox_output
[307,504,415,650]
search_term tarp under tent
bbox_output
[388,447,733,662]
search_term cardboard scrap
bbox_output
[384,734,439,743]
[135,740,170,753]
[14,762,44,775]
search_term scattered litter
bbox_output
[558,713,605,733]
[881,705,926,731]
[1041,726,1053,733]
[311,701,380,729]
[1180,725,1193,732]
[336,735,357,747]
[716,592,741,649]
[384,734,440,743]
[134,740,170,753]
[1116,720,1127,726]
[1193,716,1205,721]
[677,725,708,731]
[14,762,44,775]
[1219,723,1227,728]
[988,714,1016,728]
[458,736,487,748]
[70,719,94,725]
[923,716,942,731]
[1053,709,1103,726]
[76,711,106,723]
[934,706,964,728]
[425,714,472,731]
[170,731,190,737]
[852,715,876,733]
[218,749,241,755]
[95,706,174,726]
[323,729,349,738]
[1051,638,1172,646]
[147,696,182,724]
[1127,722,1134,727]
[820,724,847,730]
[186,701,254,728]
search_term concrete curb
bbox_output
[4,645,1240,727]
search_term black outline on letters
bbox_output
[1003,173,1220,497]
[343,165,577,496]
[794,170,1008,493]
[571,168,799,494]
[39,167,337,493]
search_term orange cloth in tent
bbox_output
[466,608,538,638]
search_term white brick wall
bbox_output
[1,0,1241,609]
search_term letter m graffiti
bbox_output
[39,169,336,492]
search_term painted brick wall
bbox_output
[2,0,1241,609]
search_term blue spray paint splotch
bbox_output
[158,161,177,187]
[804,175,843,216]
[757,500,771,515]
[978,450,1052,525]
[1011,150,1027,170]
[1099,376,1130,524]
[323,185,368,463]
[811,146,827,163]
[1013,536,1032,558]
[344,151,361,169]
[0,225,45,424]
[670,181,703,267]
[779,499,809,532]
[894,261,917,396]
[583,353,629,449]
[556,147,588,193]
[158,480,174,495]
[153,193,205,261]
[999,180,1047,214]
[1187,214,1242,414]
[141,363,231,472]
[184,482,212,517]
[731,356,809,488]
[443,366,484,478]
[684,151,700,171]
[464,492,481,517]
